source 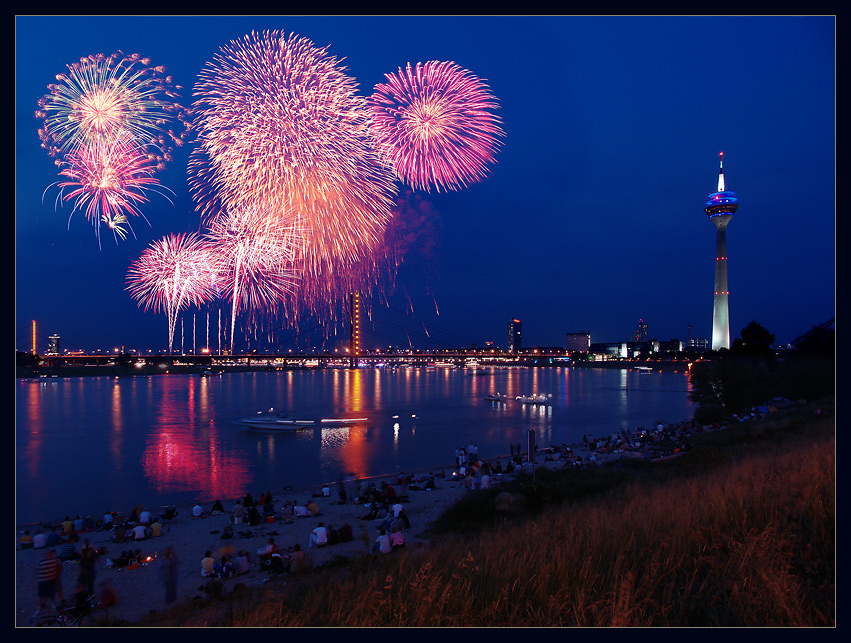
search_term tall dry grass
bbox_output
[140,412,835,627]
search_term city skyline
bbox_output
[15,16,836,353]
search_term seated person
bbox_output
[262,500,275,518]
[288,544,307,575]
[306,499,319,515]
[132,524,149,541]
[338,523,353,543]
[61,516,74,534]
[102,512,114,530]
[256,538,279,563]
[33,531,48,549]
[46,527,61,547]
[73,515,85,532]
[162,506,178,521]
[293,503,309,518]
[59,534,81,561]
[247,506,262,526]
[138,509,152,525]
[327,526,340,546]
[112,524,127,543]
[390,529,405,549]
[308,522,327,548]
[192,504,206,518]
[19,531,34,549]
[150,520,163,538]
[234,551,251,575]
[217,555,234,579]
[201,551,215,577]
[210,499,225,515]
[372,528,392,554]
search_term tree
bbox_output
[731,320,776,358]
[690,321,781,422]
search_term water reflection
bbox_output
[142,376,252,501]
[17,367,694,524]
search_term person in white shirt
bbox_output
[372,528,392,554]
[132,524,149,541]
[139,510,152,525]
[309,522,328,548]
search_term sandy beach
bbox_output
[15,446,631,627]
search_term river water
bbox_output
[15,365,694,525]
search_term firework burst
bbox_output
[203,205,301,351]
[191,30,397,316]
[51,130,168,246]
[126,233,216,353]
[35,51,190,167]
[368,60,504,193]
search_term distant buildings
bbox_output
[47,334,60,356]
[507,318,522,353]
[566,318,707,360]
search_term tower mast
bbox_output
[704,152,740,350]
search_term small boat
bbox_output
[484,393,509,403]
[238,410,315,430]
[515,393,553,405]
[201,370,222,377]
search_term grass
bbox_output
[133,397,835,627]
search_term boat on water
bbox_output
[239,415,316,431]
[484,393,509,403]
[515,393,554,405]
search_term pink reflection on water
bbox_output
[141,376,252,500]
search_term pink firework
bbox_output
[191,30,397,316]
[203,205,301,351]
[126,233,216,353]
[369,61,504,193]
[52,131,166,246]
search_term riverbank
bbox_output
[16,444,635,627]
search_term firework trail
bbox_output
[50,130,168,246]
[203,205,301,352]
[126,233,216,353]
[368,61,504,193]
[191,30,397,317]
[35,51,190,166]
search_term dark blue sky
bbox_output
[15,16,835,354]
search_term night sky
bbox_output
[15,15,836,354]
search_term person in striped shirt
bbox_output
[37,549,65,610]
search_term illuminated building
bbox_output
[507,318,522,353]
[704,152,740,350]
[47,334,60,356]
[350,292,361,366]
[632,319,648,342]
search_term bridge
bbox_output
[34,349,572,372]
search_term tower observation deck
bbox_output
[704,152,740,350]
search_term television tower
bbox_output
[704,152,740,350]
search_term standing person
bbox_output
[160,546,179,604]
[77,539,98,597]
[36,549,65,611]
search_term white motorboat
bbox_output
[515,393,554,405]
